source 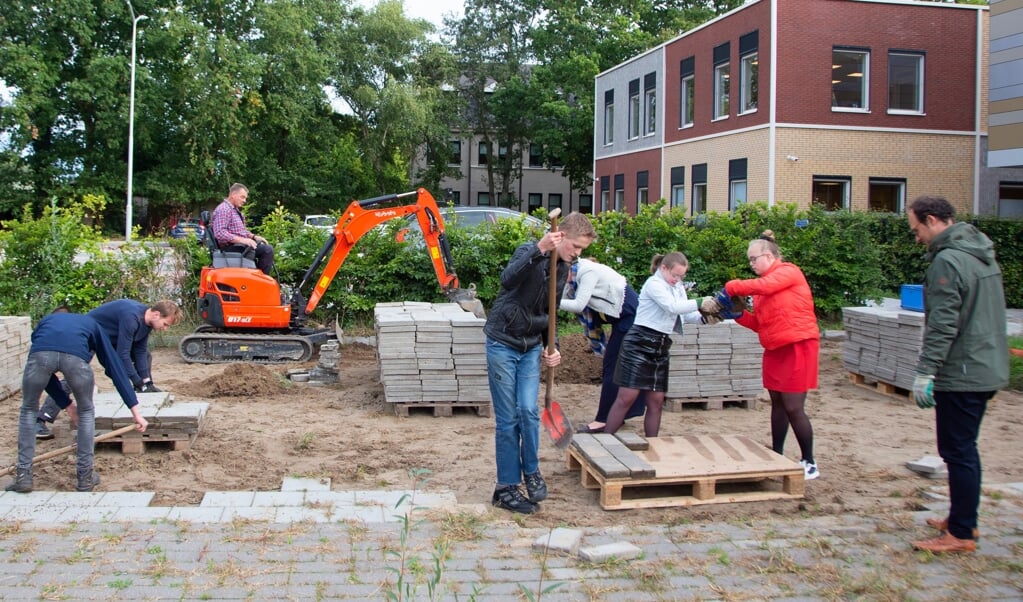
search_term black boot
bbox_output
[491,485,538,514]
[76,469,100,492]
[5,468,32,493]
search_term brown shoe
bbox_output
[924,517,980,540]
[912,532,976,554]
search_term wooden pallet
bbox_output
[96,430,198,455]
[566,433,804,510]
[848,372,910,399]
[665,395,758,411]
[391,402,492,418]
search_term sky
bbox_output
[356,0,465,31]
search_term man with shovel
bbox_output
[484,212,596,514]
[5,312,148,494]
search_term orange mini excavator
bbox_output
[179,188,484,363]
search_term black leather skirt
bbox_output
[613,325,673,392]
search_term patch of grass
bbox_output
[436,511,486,543]
[1008,335,1023,391]
[294,432,317,451]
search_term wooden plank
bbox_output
[848,372,910,400]
[664,396,757,412]
[565,434,805,510]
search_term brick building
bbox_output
[594,0,1021,217]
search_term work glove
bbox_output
[138,381,162,393]
[713,289,746,320]
[912,374,935,409]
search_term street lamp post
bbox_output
[125,0,147,241]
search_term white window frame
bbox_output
[713,62,730,120]
[729,180,747,210]
[739,52,758,114]
[868,178,905,212]
[644,87,656,136]
[812,177,851,210]
[692,183,707,214]
[638,186,649,205]
[600,189,611,213]
[832,49,869,112]
[614,189,625,211]
[671,184,685,209]
[604,102,615,145]
[680,75,694,128]
[628,92,640,139]
[888,52,924,114]
[448,140,461,166]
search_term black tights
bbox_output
[769,390,814,463]
[604,388,665,437]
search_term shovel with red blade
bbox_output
[540,209,574,449]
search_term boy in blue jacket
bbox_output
[6,312,148,493]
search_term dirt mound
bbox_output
[176,363,291,398]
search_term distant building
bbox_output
[594,0,1022,217]
[988,0,1023,216]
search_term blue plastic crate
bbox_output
[901,284,924,312]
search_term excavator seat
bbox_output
[201,210,257,269]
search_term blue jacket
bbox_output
[30,313,140,409]
[87,299,151,387]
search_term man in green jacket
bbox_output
[906,195,1009,554]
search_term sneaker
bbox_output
[912,532,976,554]
[76,470,100,492]
[925,517,980,540]
[524,472,548,503]
[491,486,538,514]
[35,421,54,440]
[800,459,820,481]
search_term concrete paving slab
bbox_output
[281,476,331,491]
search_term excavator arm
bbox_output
[290,188,484,325]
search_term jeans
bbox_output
[935,390,992,540]
[486,338,541,487]
[18,352,96,475]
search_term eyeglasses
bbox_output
[748,254,770,265]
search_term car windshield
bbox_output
[305,215,333,227]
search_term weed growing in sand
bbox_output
[518,530,565,601]
[294,432,317,451]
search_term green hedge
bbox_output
[2,198,1020,327]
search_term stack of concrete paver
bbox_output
[93,391,209,454]
[665,321,764,401]
[0,316,31,400]
[841,305,924,390]
[374,302,490,405]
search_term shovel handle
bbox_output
[0,424,140,478]
[545,209,561,409]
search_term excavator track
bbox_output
[179,332,316,364]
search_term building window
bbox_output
[812,176,851,210]
[868,178,905,212]
[579,194,593,214]
[498,144,508,163]
[548,193,563,210]
[692,184,707,213]
[728,158,747,210]
[603,89,615,145]
[670,166,685,210]
[614,189,625,211]
[739,52,758,114]
[628,79,640,139]
[528,144,543,168]
[832,48,869,110]
[889,51,924,114]
[528,193,543,212]
[477,142,488,165]
[600,189,611,213]
[448,141,461,166]
[713,42,730,120]
[637,170,649,205]
[446,190,462,205]
[998,182,1023,218]
[680,56,695,128]
[637,187,648,204]
[692,163,707,214]
[644,73,656,136]
[477,191,491,206]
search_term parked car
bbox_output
[403,206,543,237]
[169,217,205,241]
[304,214,334,230]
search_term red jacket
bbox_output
[725,262,819,351]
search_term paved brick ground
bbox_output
[1,481,1021,600]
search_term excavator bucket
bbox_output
[446,285,486,319]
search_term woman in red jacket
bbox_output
[723,231,820,480]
